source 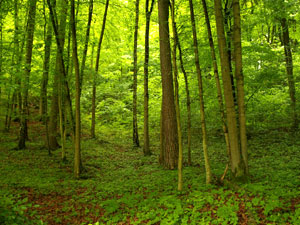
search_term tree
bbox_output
[91,0,109,138]
[18,0,38,149]
[143,0,155,156]
[79,0,93,96]
[188,0,212,184]
[214,0,245,178]
[48,0,68,150]
[133,0,140,148]
[39,9,53,118]
[280,17,298,130]
[232,0,248,174]
[170,0,183,190]
[71,0,81,179]
[202,0,230,164]
[175,21,192,167]
[158,0,178,169]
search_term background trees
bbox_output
[0,0,299,180]
[0,0,299,223]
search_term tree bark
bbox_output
[224,0,236,105]
[39,13,53,118]
[280,18,298,130]
[158,0,178,169]
[233,0,248,175]
[71,0,81,179]
[91,0,109,138]
[170,0,183,191]
[188,0,212,184]
[133,0,140,147]
[175,22,192,167]
[202,0,230,162]
[214,0,245,178]
[18,0,38,149]
[79,0,93,96]
[143,0,155,156]
[48,0,68,150]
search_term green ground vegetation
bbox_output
[0,117,299,224]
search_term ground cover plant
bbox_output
[0,119,299,224]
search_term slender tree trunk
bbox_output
[280,18,298,130]
[170,0,183,191]
[224,0,236,105]
[158,0,178,169]
[79,0,93,96]
[58,67,67,160]
[175,24,192,166]
[202,0,230,161]
[214,0,245,178]
[233,0,248,175]
[40,13,53,117]
[133,0,140,147]
[143,0,155,155]
[159,102,164,164]
[188,0,212,184]
[48,0,68,150]
[0,4,2,98]
[71,0,81,179]
[91,0,109,138]
[13,0,22,125]
[18,0,37,149]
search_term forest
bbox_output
[0,0,299,224]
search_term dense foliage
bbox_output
[0,0,299,224]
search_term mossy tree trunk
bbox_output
[233,0,248,175]
[214,0,245,178]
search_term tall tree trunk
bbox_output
[188,0,212,184]
[48,0,68,150]
[0,3,2,98]
[158,0,178,169]
[175,23,192,166]
[170,0,183,191]
[224,0,236,105]
[39,12,53,118]
[14,0,22,125]
[233,0,248,175]
[280,18,298,130]
[4,0,18,132]
[91,0,109,138]
[214,0,245,178]
[133,0,140,147]
[143,0,155,155]
[71,0,81,179]
[79,0,93,96]
[18,0,37,149]
[202,0,230,162]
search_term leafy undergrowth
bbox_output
[0,121,299,225]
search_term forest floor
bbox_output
[0,118,300,225]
